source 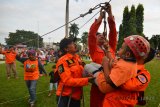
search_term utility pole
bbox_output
[156,35,159,50]
[65,0,69,38]
[48,37,51,48]
[37,21,39,49]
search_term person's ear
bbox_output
[125,51,131,58]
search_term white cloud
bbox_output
[0,0,160,45]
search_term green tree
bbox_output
[117,24,123,50]
[117,4,145,51]
[81,32,88,50]
[117,6,130,49]
[69,23,79,39]
[128,5,137,35]
[149,35,160,50]
[76,38,81,44]
[5,30,43,48]
[122,6,130,37]
[136,4,144,36]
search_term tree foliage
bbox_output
[81,32,88,50]
[122,6,130,37]
[118,4,144,50]
[117,24,123,50]
[69,23,79,40]
[5,30,43,48]
[150,35,160,50]
[129,5,137,35]
[136,4,144,35]
[81,32,88,45]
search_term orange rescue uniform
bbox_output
[24,59,39,80]
[122,65,150,91]
[96,63,150,107]
[97,59,137,107]
[88,16,117,107]
[96,59,137,93]
[120,64,150,106]
[1,51,16,64]
[55,53,89,100]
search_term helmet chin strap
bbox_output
[121,54,136,62]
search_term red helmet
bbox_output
[124,35,150,59]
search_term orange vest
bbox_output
[24,59,39,80]
[55,53,88,100]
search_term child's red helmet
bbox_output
[124,35,150,59]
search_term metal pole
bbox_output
[37,21,39,48]
[65,0,69,38]
[48,37,51,49]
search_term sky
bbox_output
[0,0,160,45]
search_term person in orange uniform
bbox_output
[85,36,154,107]
[120,48,155,106]
[85,36,153,107]
[55,38,94,107]
[88,4,117,107]
[94,35,150,107]
[16,49,47,107]
[0,46,18,79]
[97,48,154,107]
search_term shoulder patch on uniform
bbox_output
[137,74,147,84]
[58,64,64,74]
[66,59,75,66]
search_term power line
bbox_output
[20,15,84,45]
[15,1,111,45]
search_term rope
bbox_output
[13,2,112,45]
[79,10,100,29]
[103,12,107,38]
[17,7,100,45]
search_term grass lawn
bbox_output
[0,59,160,107]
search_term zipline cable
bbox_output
[15,1,112,45]
[79,10,100,29]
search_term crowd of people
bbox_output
[0,4,156,107]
